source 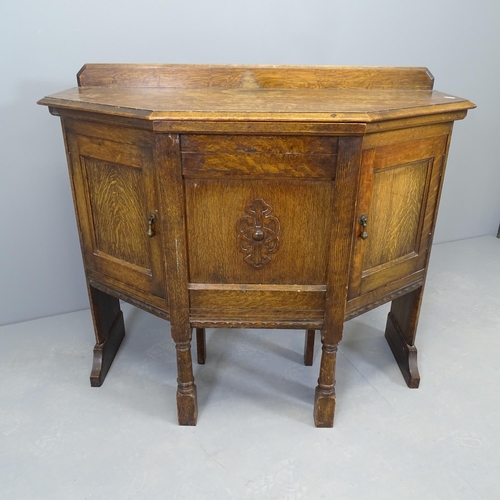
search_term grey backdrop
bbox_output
[1,0,499,326]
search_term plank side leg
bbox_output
[304,329,315,366]
[196,328,206,365]
[385,286,424,388]
[314,335,338,428]
[88,284,125,387]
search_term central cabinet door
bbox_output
[181,134,337,326]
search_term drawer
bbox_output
[180,135,337,178]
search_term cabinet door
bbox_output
[181,134,337,326]
[65,124,165,298]
[348,128,450,300]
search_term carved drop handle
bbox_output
[147,213,156,237]
[359,214,368,240]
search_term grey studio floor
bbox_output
[1,236,500,500]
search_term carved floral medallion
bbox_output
[237,198,280,268]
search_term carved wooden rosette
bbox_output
[237,198,280,268]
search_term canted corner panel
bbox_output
[349,133,448,300]
[66,131,166,299]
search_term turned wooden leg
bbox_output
[314,338,338,428]
[88,284,125,387]
[385,286,424,388]
[304,329,315,366]
[174,338,197,426]
[196,328,206,364]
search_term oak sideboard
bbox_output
[39,64,475,427]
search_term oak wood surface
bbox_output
[304,330,316,366]
[155,133,197,425]
[38,64,475,428]
[87,284,125,387]
[385,285,425,388]
[349,127,450,301]
[39,86,473,124]
[195,328,206,365]
[77,64,435,90]
[65,126,166,298]
[314,136,363,427]
[185,178,334,285]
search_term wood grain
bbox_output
[182,153,336,179]
[65,128,166,298]
[363,160,428,270]
[65,117,154,146]
[88,275,170,321]
[345,276,424,321]
[349,130,449,300]
[189,288,325,312]
[77,64,435,90]
[196,328,206,365]
[182,135,338,178]
[155,133,197,426]
[39,86,474,125]
[87,284,125,387]
[181,134,337,154]
[85,158,149,268]
[185,179,334,285]
[39,65,474,427]
[304,330,316,366]
[315,136,363,427]
[386,286,423,388]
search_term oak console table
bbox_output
[39,64,474,427]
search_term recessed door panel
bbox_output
[85,157,149,268]
[185,178,334,285]
[363,159,428,271]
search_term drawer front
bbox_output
[181,135,337,178]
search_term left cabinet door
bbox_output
[64,120,165,298]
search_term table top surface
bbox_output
[38,64,475,123]
[39,87,474,123]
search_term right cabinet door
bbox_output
[348,124,452,301]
